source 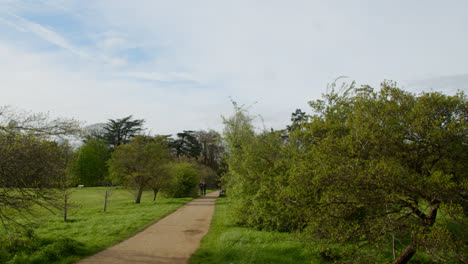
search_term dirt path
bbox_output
[78,191,218,264]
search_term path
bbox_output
[78,191,218,264]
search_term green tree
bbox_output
[171,130,202,158]
[165,162,199,198]
[108,136,172,204]
[196,130,224,173]
[103,116,144,147]
[0,106,80,229]
[294,82,467,263]
[70,138,111,186]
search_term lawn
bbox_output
[190,198,454,264]
[0,187,193,264]
[189,198,317,264]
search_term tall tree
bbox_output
[295,83,467,263]
[0,106,80,229]
[103,116,144,147]
[196,130,224,172]
[69,138,111,186]
[286,108,307,132]
[108,136,172,204]
[171,130,202,158]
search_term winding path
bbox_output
[78,191,218,264]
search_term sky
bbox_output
[0,0,467,135]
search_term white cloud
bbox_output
[2,14,90,58]
[1,0,467,134]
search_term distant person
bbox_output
[203,182,207,196]
[217,183,221,190]
[199,182,204,196]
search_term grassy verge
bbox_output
[190,198,453,264]
[0,187,192,264]
[189,198,316,264]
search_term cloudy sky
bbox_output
[1,0,467,135]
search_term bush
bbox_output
[165,162,199,198]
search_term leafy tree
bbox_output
[171,130,202,158]
[69,138,111,186]
[293,82,467,263]
[165,162,199,198]
[221,84,467,263]
[81,123,106,143]
[196,130,224,173]
[286,108,307,132]
[103,116,144,147]
[0,106,80,229]
[108,136,172,204]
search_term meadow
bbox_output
[189,198,317,264]
[0,187,192,264]
[189,198,445,264]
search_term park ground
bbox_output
[0,187,192,263]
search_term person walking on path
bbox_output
[203,182,207,197]
[199,182,204,196]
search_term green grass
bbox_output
[189,198,317,264]
[189,198,461,264]
[0,187,193,264]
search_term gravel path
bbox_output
[78,191,218,264]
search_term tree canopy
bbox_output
[108,135,172,203]
[222,83,467,263]
[103,116,144,147]
[0,106,80,229]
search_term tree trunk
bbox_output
[64,192,68,222]
[135,184,144,204]
[153,188,158,201]
[393,241,416,264]
[104,190,108,212]
[394,201,440,264]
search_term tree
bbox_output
[294,82,467,263]
[286,108,307,132]
[221,84,467,263]
[81,123,107,143]
[171,130,202,158]
[69,138,111,186]
[0,106,80,229]
[165,162,199,198]
[103,116,144,147]
[196,130,224,173]
[108,136,172,204]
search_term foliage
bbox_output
[196,130,225,173]
[165,162,200,198]
[0,106,80,231]
[81,123,106,143]
[103,115,144,147]
[69,138,111,186]
[221,83,467,263]
[171,130,202,158]
[108,136,172,203]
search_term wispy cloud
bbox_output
[0,1,467,135]
[2,13,90,58]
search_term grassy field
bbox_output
[0,187,193,264]
[189,198,443,264]
[189,198,317,264]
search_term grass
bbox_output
[0,187,193,264]
[189,198,317,264]
[190,198,461,264]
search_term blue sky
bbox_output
[1,0,467,135]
